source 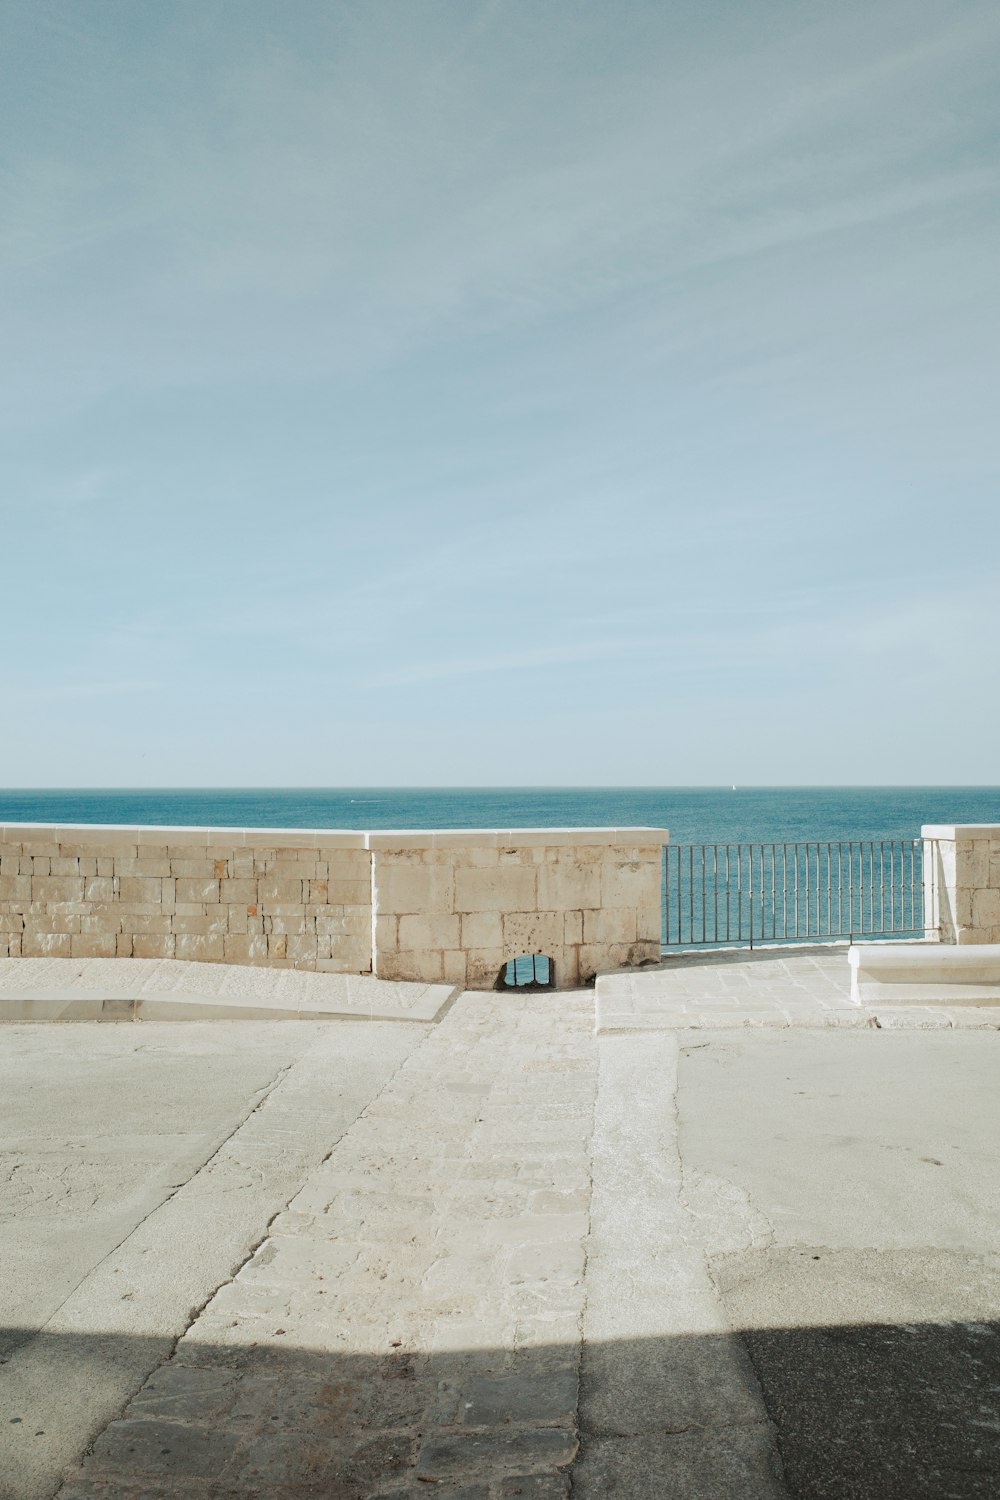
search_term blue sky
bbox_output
[3,0,999,785]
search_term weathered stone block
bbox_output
[461,911,503,949]
[398,913,461,950]
[972,887,1000,928]
[118,876,163,904]
[175,877,220,905]
[258,876,305,903]
[601,856,661,910]
[22,931,72,957]
[454,865,536,914]
[175,933,226,962]
[537,862,602,911]
[132,934,175,958]
[220,878,257,904]
[502,910,564,956]
[31,876,85,903]
[376,861,454,915]
[223,934,270,964]
[583,907,637,945]
[71,933,118,958]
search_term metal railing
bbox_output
[663,840,930,949]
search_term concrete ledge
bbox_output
[0,822,369,848]
[922,824,1000,839]
[365,828,670,850]
[850,942,1000,1005]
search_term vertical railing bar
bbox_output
[804,841,810,939]
[782,844,788,938]
[713,845,719,944]
[770,844,776,941]
[879,841,885,934]
[890,840,896,936]
[701,845,706,944]
[725,846,731,943]
[737,846,743,943]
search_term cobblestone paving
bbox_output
[57,992,597,1499]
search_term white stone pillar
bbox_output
[922,825,1000,944]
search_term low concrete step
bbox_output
[850,943,1000,1005]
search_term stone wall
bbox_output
[0,824,669,988]
[370,830,666,989]
[0,826,372,970]
[923,824,1000,944]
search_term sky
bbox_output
[2,0,999,786]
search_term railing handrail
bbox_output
[663,837,930,950]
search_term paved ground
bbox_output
[0,958,456,1023]
[597,944,1000,1032]
[1,950,998,1498]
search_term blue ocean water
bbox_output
[1,787,998,845]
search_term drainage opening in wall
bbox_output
[497,954,555,991]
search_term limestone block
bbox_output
[558,946,580,987]
[287,934,318,964]
[49,856,80,876]
[132,935,175,959]
[454,865,536,914]
[83,876,116,902]
[97,858,114,877]
[165,859,216,878]
[399,913,461,951]
[601,855,662,910]
[269,934,288,959]
[175,933,226,962]
[461,911,502,949]
[116,933,133,956]
[25,910,81,934]
[258,876,305,904]
[171,911,229,936]
[326,879,371,905]
[972,887,1000,928]
[0,876,31,901]
[116,857,172,877]
[380,948,444,982]
[583,907,637,945]
[269,914,310,936]
[78,858,97,877]
[231,852,256,878]
[121,914,173,935]
[71,933,118,958]
[308,879,328,903]
[501,910,564,957]
[31,876,85,903]
[443,949,468,985]
[22,931,72,957]
[375,860,455,915]
[0,913,24,931]
[959,843,991,889]
[30,858,50,876]
[20,842,61,858]
[220,879,258,904]
[174,877,220,905]
[465,948,507,988]
[537,862,602,911]
[223,934,270,964]
[562,909,583,945]
[118,876,164,905]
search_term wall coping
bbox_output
[0,822,669,850]
[922,825,1000,839]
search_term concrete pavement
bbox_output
[0,950,997,1498]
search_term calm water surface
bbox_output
[1,787,998,845]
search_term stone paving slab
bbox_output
[0,958,457,1024]
[596,947,1000,1033]
[56,991,598,1499]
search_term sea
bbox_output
[1,787,997,846]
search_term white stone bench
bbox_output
[850,942,1000,1005]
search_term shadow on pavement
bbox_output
[2,1317,998,1499]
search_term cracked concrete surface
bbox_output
[1,955,998,1499]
